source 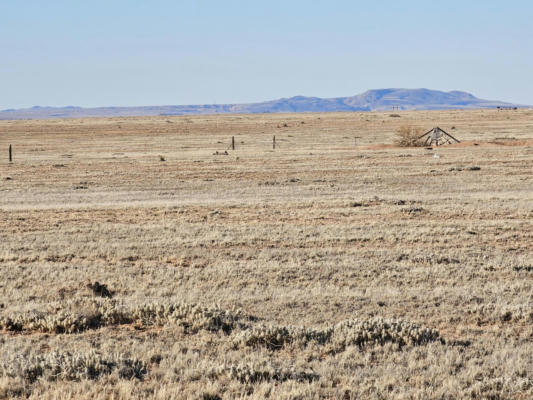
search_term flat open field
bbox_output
[1,109,533,399]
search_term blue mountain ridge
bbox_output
[0,88,526,120]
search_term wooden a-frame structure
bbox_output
[419,127,460,146]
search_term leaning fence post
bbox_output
[9,145,12,162]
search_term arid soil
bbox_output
[1,109,532,399]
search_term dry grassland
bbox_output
[1,109,533,399]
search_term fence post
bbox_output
[231,136,235,150]
[273,135,276,150]
[9,145,12,162]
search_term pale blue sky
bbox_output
[1,0,532,109]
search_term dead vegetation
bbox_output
[394,124,425,147]
[0,109,533,399]
[0,351,147,383]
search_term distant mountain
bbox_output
[0,89,527,120]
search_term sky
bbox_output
[1,0,533,109]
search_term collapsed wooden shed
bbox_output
[419,127,460,146]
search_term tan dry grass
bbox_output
[0,109,533,398]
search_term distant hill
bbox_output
[0,89,527,120]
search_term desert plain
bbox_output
[0,109,533,399]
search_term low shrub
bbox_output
[395,125,425,147]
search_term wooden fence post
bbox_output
[9,145,12,162]
[273,135,276,149]
[231,136,235,150]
